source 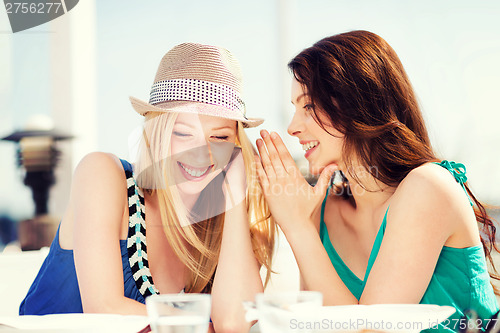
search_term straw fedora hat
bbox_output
[129,43,263,128]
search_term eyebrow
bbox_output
[175,121,234,131]
[211,126,234,131]
[174,121,195,129]
[291,93,307,105]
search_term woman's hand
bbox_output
[211,147,263,333]
[221,147,246,211]
[255,130,337,235]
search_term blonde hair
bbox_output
[135,111,276,293]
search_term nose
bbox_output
[201,141,214,166]
[186,137,213,166]
[287,111,304,137]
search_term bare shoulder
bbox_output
[70,152,127,209]
[74,152,124,180]
[60,152,128,248]
[388,162,475,238]
[361,162,479,303]
[395,162,471,208]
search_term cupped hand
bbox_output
[255,130,338,235]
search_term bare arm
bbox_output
[359,164,477,304]
[210,151,263,333]
[294,168,474,304]
[70,152,147,314]
[255,131,353,304]
[211,201,263,332]
[285,220,358,305]
[256,132,475,305]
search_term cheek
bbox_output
[305,116,322,133]
[170,138,200,156]
[170,139,183,156]
[210,141,235,167]
[316,131,345,160]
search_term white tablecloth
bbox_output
[0,314,149,332]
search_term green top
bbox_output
[319,161,498,332]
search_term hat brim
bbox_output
[129,96,264,128]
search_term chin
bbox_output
[308,164,323,177]
[176,182,203,196]
[176,171,220,195]
[309,160,338,177]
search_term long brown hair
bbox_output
[288,30,499,293]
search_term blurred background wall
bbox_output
[1,0,499,287]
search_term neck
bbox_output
[340,164,396,212]
[177,190,201,214]
[145,189,200,217]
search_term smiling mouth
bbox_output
[302,141,320,158]
[177,161,213,179]
[302,141,319,151]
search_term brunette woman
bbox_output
[256,30,498,331]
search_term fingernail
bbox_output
[271,132,278,139]
[260,130,268,138]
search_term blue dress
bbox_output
[19,159,159,315]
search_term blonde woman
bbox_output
[20,43,275,332]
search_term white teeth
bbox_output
[179,163,210,177]
[301,141,319,151]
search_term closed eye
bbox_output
[211,136,229,141]
[173,131,191,137]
